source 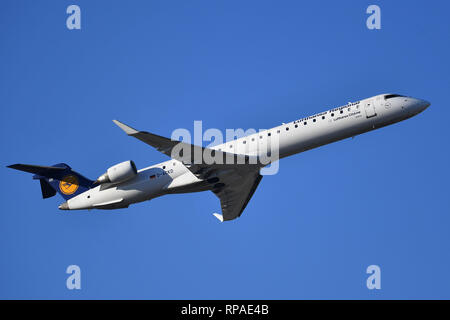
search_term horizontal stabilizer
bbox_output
[7,163,94,201]
[39,179,57,199]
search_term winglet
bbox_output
[113,120,139,135]
[213,213,224,222]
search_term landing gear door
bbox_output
[364,100,377,118]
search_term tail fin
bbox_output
[7,163,94,200]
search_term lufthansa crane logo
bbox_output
[59,175,79,195]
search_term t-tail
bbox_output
[7,163,94,206]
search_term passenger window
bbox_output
[331,113,334,117]
[304,121,307,125]
[322,116,325,120]
[340,110,343,114]
[313,119,316,122]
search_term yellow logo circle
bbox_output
[59,175,79,195]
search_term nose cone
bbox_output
[59,202,69,210]
[419,100,431,111]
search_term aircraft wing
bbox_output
[113,119,257,172]
[7,164,66,177]
[113,120,263,221]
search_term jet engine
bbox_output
[94,160,137,184]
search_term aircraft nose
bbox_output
[421,99,431,109]
[414,98,430,113]
[59,202,69,210]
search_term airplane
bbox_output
[8,93,430,222]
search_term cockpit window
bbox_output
[385,94,404,99]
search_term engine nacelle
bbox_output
[94,160,137,184]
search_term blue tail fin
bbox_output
[8,163,94,200]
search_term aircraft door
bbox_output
[364,100,377,118]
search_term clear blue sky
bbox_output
[1,0,449,299]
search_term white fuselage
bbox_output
[65,94,430,210]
